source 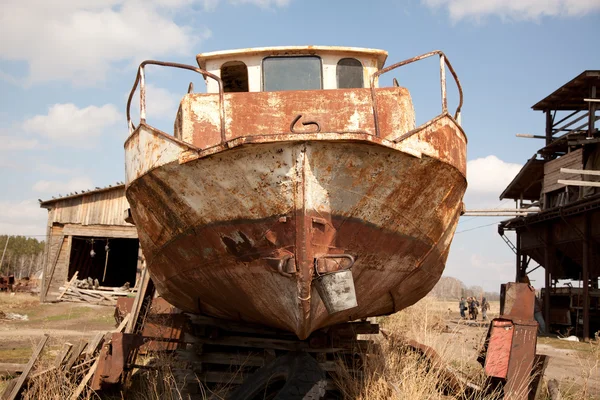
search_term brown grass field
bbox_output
[0,293,598,399]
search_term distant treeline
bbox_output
[429,276,500,301]
[0,235,46,278]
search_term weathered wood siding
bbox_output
[542,149,583,194]
[43,225,71,300]
[47,186,133,227]
[41,186,140,301]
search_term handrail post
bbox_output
[439,54,447,114]
[139,65,146,124]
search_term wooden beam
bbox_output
[588,86,597,138]
[126,267,152,334]
[560,168,600,176]
[54,342,73,368]
[57,272,78,300]
[516,134,546,139]
[114,313,130,333]
[84,333,105,358]
[64,339,87,370]
[69,357,99,400]
[544,227,552,335]
[545,110,553,147]
[557,179,600,187]
[5,334,49,400]
[63,224,138,239]
[43,235,65,300]
[583,217,590,341]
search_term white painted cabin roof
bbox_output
[196,46,388,70]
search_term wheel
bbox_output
[228,352,326,400]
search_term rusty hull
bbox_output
[124,87,466,339]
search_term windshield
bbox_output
[262,56,322,91]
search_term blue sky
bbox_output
[1,0,599,291]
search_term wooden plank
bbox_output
[114,314,130,333]
[69,357,99,400]
[77,288,132,296]
[1,380,17,400]
[560,167,600,176]
[557,179,600,187]
[57,272,78,300]
[84,333,105,358]
[43,235,65,300]
[126,268,151,334]
[543,150,584,193]
[65,340,88,370]
[529,354,549,400]
[63,224,138,239]
[5,334,49,400]
[54,342,73,368]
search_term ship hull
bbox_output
[125,122,466,338]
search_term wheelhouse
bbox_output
[196,46,388,93]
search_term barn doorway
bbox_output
[68,237,139,288]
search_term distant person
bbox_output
[466,297,473,319]
[481,297,490,320]
[459,297,467,319]
[534,295,546,334]
[469,297,479,320]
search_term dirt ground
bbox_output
[1,293,598,398]
[0,293,115,365]
[421,300,600,398]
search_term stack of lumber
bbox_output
[0,316,130,400]
[57,272,136,306]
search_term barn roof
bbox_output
[39,183,125,208]
[532,70,600,111]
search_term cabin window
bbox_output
[337,58,364,89]
[262,56,322,92]
[221,61,249,92]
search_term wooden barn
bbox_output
[39,184,142,301]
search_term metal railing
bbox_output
[127,51,463,146]
[126,60,226,142]
[370,50,463,138]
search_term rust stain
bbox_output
[124,51,468,339]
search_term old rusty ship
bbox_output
[124,46,467,339]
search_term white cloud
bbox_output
[130,84,181,121]
[467,155,522,194]
[0,0,209,86]
[32,177,94,194]
[422,0,600,21]
[463,155,522,209]
[0,136,39,151]
[22,103,121,146]
[0,200,47,236]
[0,0,289,86]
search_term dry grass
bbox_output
[0,292,39,309]
[334,297,501,400]
[544,334,600,400]
[9,297,600,399]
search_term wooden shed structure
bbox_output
[39,184,142,301]
[499,70,600,339]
